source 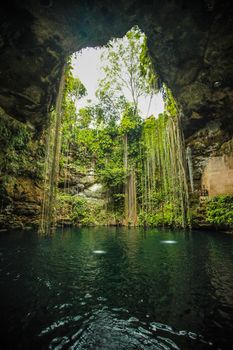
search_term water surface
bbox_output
[0,227,233,349]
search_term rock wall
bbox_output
[202,155,233,196]
[57,167,120,226]
[0,107,44,230]
[0,176,42,230]
[186,119,233,229]
[59,167,106,202]
[186,120,233,190]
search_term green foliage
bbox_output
[77,107,92,128]
[57,193,94,225]
[139,108,190,228]
[0,113,30,150]
[163,85,178,118]
[58,30,191,228]
[119,104,142,135]
[93,93,126,127]
[97,25,158,118]
[98,165,125,188]
[206,195,233,226]
[71,197,95,225]
[138,203,184,227]
[61,58,87,154]
[57,193,122,226]
[0,109,44,178]
[139,33,158,91]
[64,59,87,101]
[98,162,125,212]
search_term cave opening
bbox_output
[38,25,194,232]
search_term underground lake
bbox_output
[0,227,233,349]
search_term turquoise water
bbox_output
[0,227,233,349]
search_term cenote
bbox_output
[0,227,233,350]
[1,2,233,349]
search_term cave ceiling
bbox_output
[0,0,233,136]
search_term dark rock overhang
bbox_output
[0,0,233,136]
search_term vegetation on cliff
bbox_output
[206,195,233,228]
[0,108,44,229]
[1,26,231,232]
[52,27,191,229]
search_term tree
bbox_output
[94,26,159,225]
[97,25,158,117]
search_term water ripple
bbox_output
[38,307,212,350]
[0,227,233,349]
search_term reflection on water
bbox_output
[92,250,107,254]
[0,227,233,349]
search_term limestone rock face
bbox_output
[0,176,42,229]
[0,0,232,137]
[80,183,104,201]
[202,155,233,196]
[59,167,105,200]
[186,120,231,186]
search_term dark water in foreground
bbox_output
[0,228,233,350]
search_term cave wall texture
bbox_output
[0,0,233,228]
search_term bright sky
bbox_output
[72,47,164,119]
